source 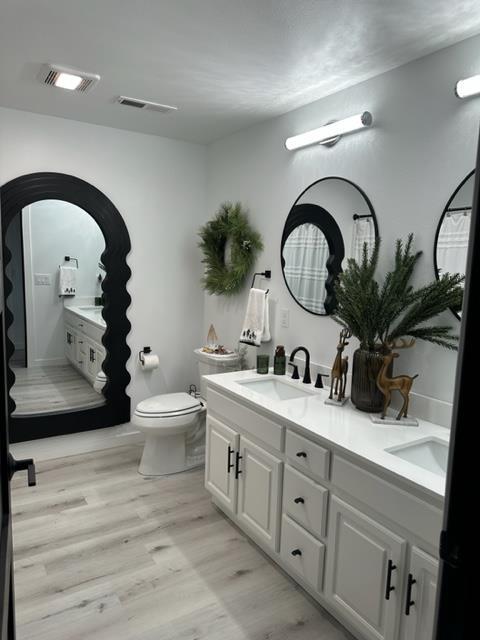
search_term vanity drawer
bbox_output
[286,430,330,481]
[280,515,325,592]
[207,388,284,451]
[283,465,328,539]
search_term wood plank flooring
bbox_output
[11,444,353,640]
[11,364,105,416]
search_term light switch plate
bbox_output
[280,308,290,328]
[34,273,52,286]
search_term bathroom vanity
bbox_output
[64,306,106,386]
[204,370,447,640]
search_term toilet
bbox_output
[132,348,240,475]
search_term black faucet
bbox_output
[289,346,311,384]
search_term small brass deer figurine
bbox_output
[376,338,418,420]
[329,328,352,402]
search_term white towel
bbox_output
[59,266,77,296]
[239,288,271,347]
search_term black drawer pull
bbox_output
[296,451,307,458]
[235,451,243,479]
[405,573,416,615]
[291,549,302,557]
[385,559,397,600]
[227,446,234,474]
[294,497,305,504]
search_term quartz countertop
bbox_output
[66,305,106,329]
[204,369,449,501]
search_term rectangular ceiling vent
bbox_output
[39,64,100,92]
[117,96,178,114]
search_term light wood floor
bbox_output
[11,444,353,640]
[11,364,105,416]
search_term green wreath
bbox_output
[198,202,263,295]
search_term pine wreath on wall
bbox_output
[198,202,263,295]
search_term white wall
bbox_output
[0,107,207,411]
[205,35,480,426]
[22,200,105,365]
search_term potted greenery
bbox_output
[333,234,464,412]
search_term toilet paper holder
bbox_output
[139,346,152,364]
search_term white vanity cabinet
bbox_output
[205,415,282,550]
[205,383,443,640]
[64,308,105,386]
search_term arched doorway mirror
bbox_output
[1,173,131,443]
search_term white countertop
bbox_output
[204,369,449,501]
[66,305,106,329]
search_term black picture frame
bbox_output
[281,176,378,316]
[433,169,475,321]
[1,172,132,443]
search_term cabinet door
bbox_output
[402,547,438,640]
[237,436,282,551]
[325,496,406,640]
[64,325,76,363]
[205,416,239,514]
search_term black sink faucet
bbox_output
[289,346,311,384]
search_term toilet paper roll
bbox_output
[140,353,159,370]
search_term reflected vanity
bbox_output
[281,177,378,315]
[434,169,474,319]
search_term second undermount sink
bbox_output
[386,437,449,476]
[237,377,314,401]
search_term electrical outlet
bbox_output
[280,308,290,328]
[34,273,52,286]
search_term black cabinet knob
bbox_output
[294,497,305,504]
[291,549,302,557]
[296,451,307,458]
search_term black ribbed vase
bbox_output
[351,349,392,413]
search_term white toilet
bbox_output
[132,348,240,475]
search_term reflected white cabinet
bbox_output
[65,325,76,362]
[325,496,406,640]
[65,316,105,385]
[205,416,239,514]
[402,548,438,640]
[237,436,282,551]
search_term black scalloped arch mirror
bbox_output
[281,176,378,315]
[1,172,131,443]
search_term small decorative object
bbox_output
[256,354,269,374]
[273,345,286,375]
[206,324,218,348]
[325,329,351,405]
[333,234,464,412]
[374,338,419,423]
[198,202,263,296]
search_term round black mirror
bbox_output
[434,169,474,320]
[281,176,378,315]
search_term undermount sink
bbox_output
[386,437,449,476]
[237,377,314,401]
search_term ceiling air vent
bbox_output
[39,64,100,92]
[117,96,178,114]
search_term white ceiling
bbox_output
[1,0,480,144]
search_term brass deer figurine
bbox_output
[376,338,418,420]
[329,328,352,402]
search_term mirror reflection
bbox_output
[435,171,474,319]
[281,177,378,315]
[5,199,107,416]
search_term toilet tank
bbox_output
[194,348,241,399]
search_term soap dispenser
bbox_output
[273,345,286,375]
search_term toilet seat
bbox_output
[132,392,205,434]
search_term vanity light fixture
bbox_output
[455,74,480,99]
[285,111,373,151]
[39,64,101,93]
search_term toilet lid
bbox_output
[135,392,201,417]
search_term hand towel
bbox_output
[239,289,271,346]
[59,266,77,296]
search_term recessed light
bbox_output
[55,72,83,91]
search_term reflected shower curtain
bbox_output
[437,212,470,278]
[283,223,329,314]
[350,217,375,263]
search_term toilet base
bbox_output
[138,433,205,476]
